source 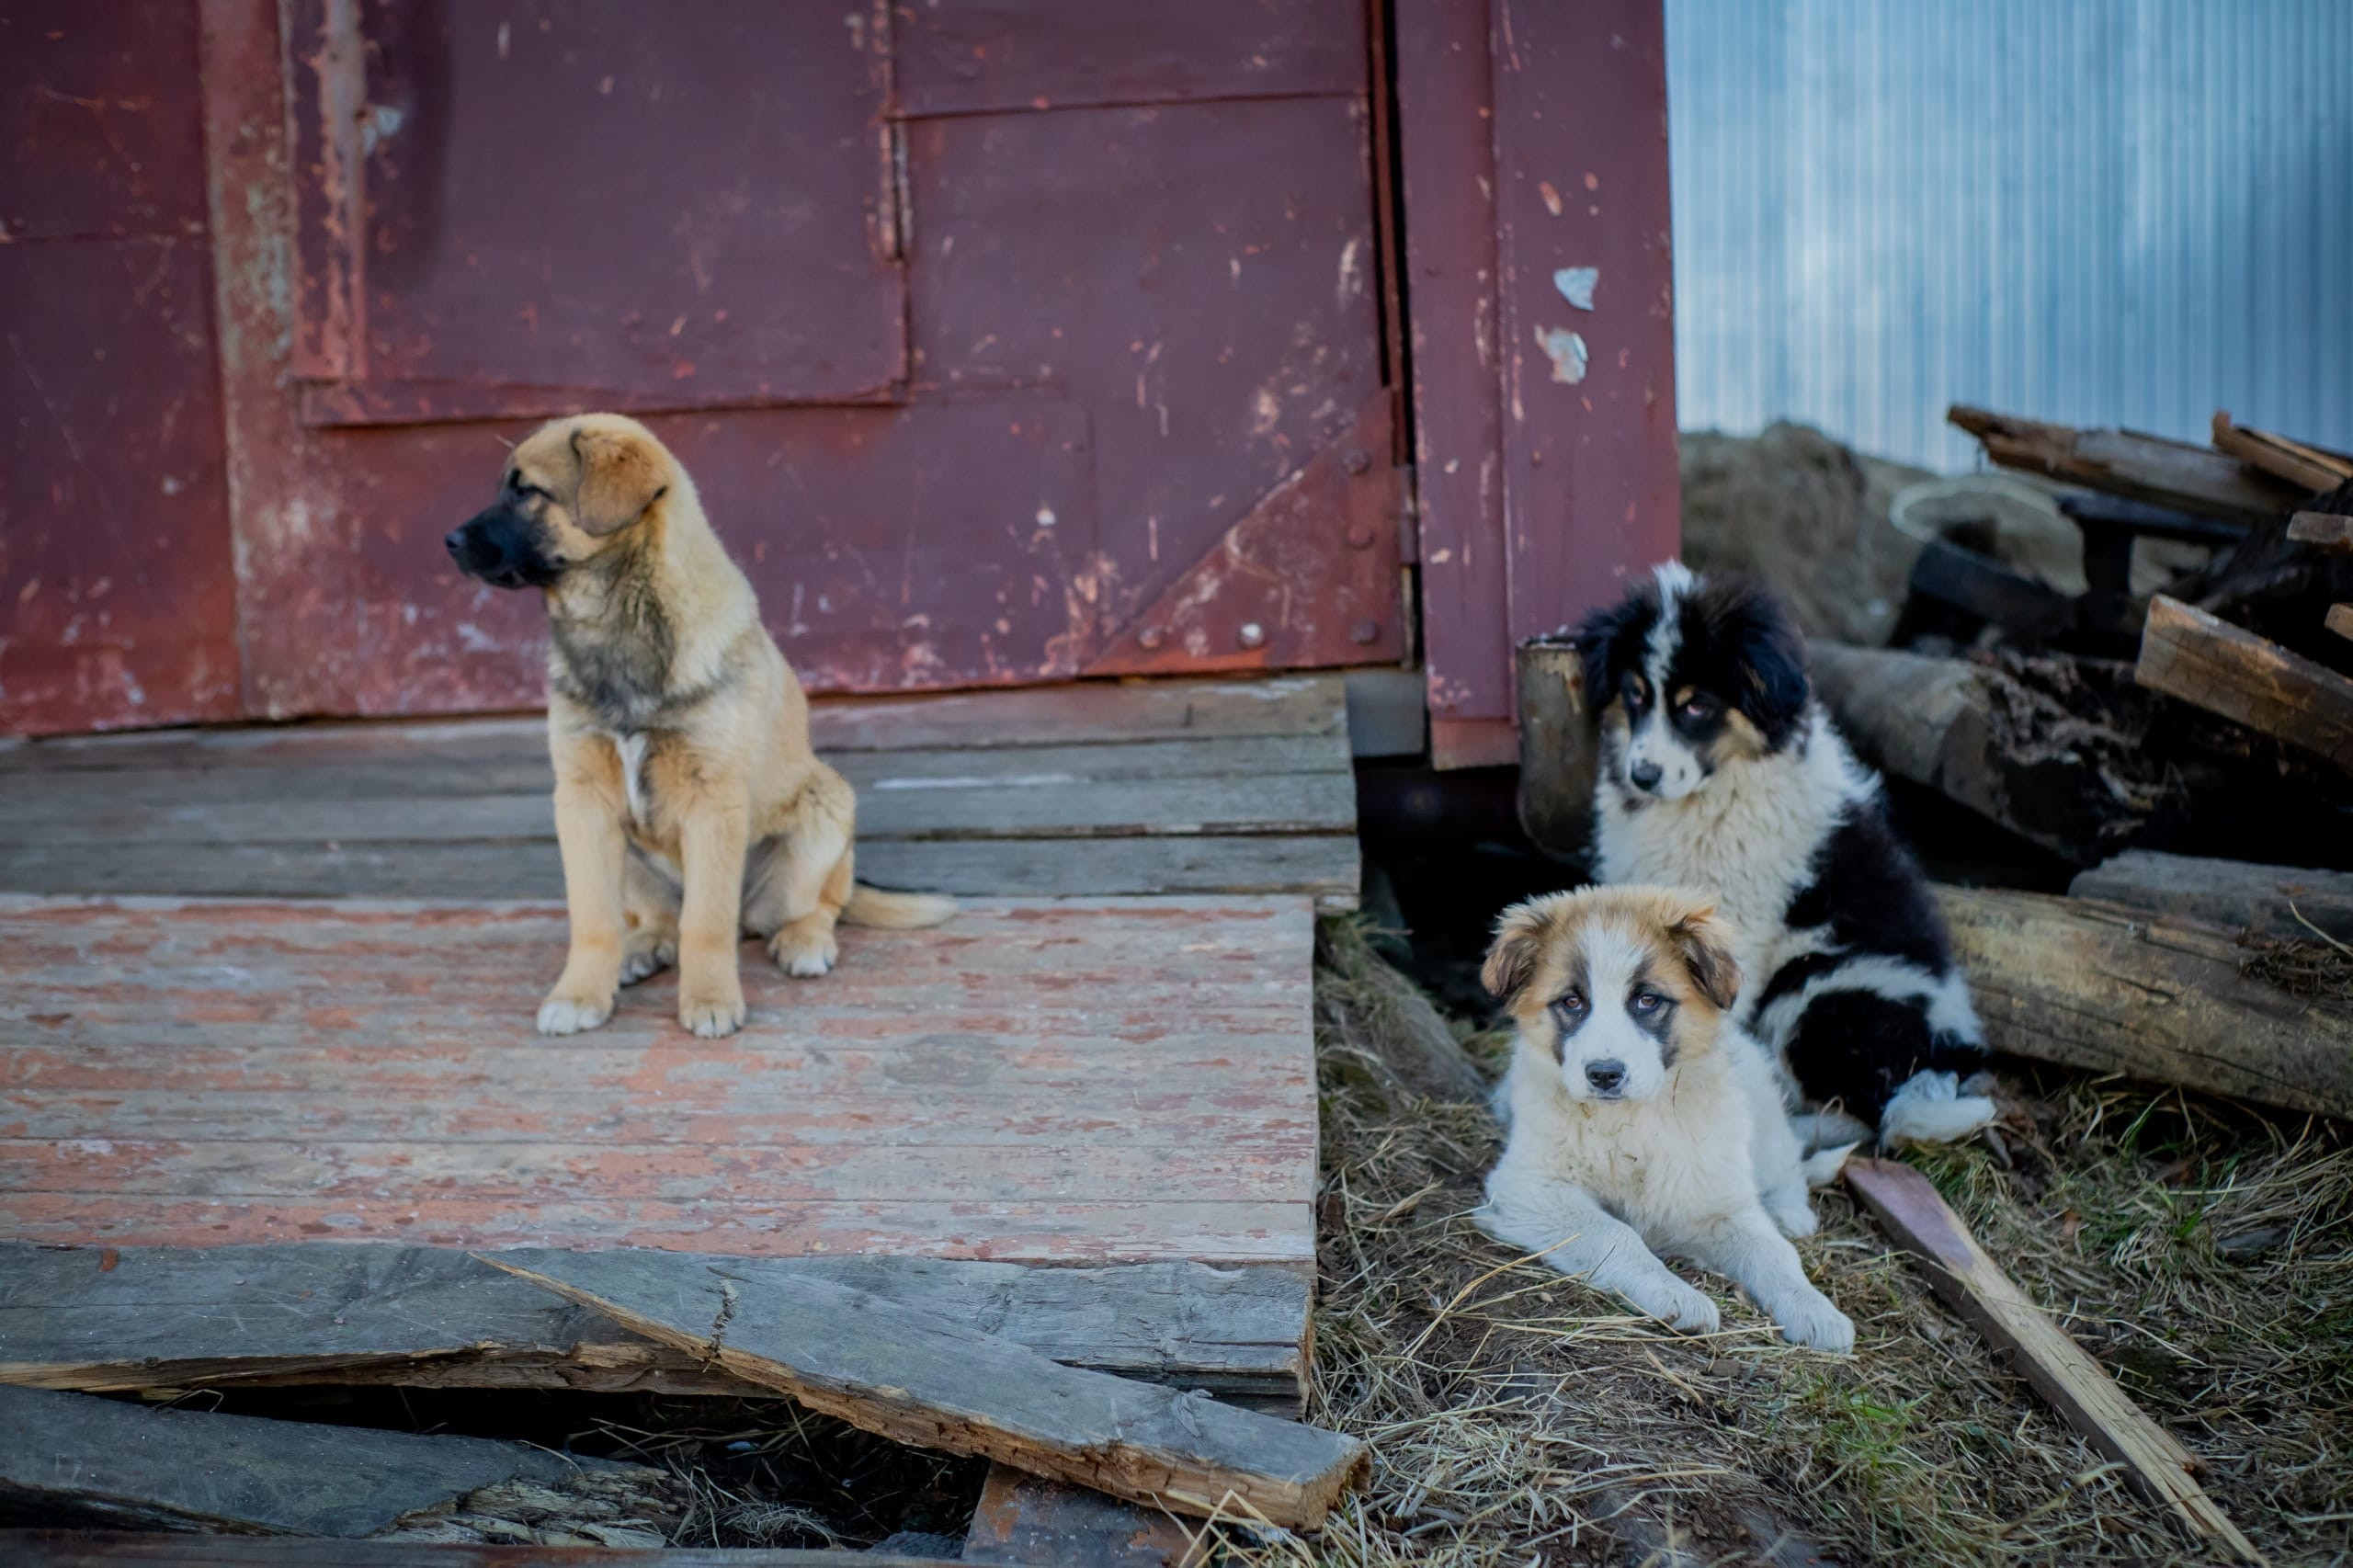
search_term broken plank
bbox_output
[0,1244,1311,1412]
[1949,405,2303,522]
[0,1537,928,1566]
[2211,412,2353,494]
[2330,605,2353,643]
[2070,850,2353,943]
[2135,595,2353,775]
[2288,511,2353,554]
[1934,885,2353,1121]
[963,1465,1207,1567]
[0,1384,655,1540]
[1845,1159,2263,1562]
[475,1249,1368,1530]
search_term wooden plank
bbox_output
[1949,405,2302,522]
[0,1384,654,1539]
[2288,510,2353,554]
[963,1465,1206,1567]
[2070,850,2353,943]
[1845,1159,2264,1562]
[2329,604,2353,642]
[0,1243,1310,1411]
[476,1250,1369,1529]
[2135,595,2353,775]
[0,896,1319,1265]
[2211,411,2353,494]
[1936,885,2353,1121]
[1,1537,926,1566]
[0,834,1358,904]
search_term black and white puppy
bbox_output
[1569,562,1995,1145]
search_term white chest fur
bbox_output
[608,731,653,829]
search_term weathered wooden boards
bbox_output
[0,676,1360,907]
[1949,406,2301,523]
[2211,412,2353,495]
[1846,1160,2263,1562]
[2072,851,2353,944]
[477,1250,1368,1530]
[0,1540,929,1566]
[0,1384,659,1540]
[963,1466,1206,1567]
[2135,595,2353,776]
[2288,511,2353,554]
[0,895,1320,1268]
[0,1243,1312,1412]
[1936,886,2353,1121]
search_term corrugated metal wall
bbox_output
[1667,0,2353,472]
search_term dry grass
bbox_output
[1257,918,2353,1567]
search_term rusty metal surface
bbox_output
[0,3,241,736]
[282,0,904,419]
[1491,0,1680,643]
[1087,396,1404,676]
[0,894,1319,1266]
[1394,0,1513,754]
[897,0,1363,118]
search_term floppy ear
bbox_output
[1482,899,1555,1000]
[1665,901,1743,1011]
[569,426,669,536]
[1705,579,1810,744]
[1568,589,1652,712]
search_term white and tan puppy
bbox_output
[447,414,955,1039]
[1475,886,1855,1351]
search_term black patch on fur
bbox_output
[1545,956,1592,1060]
[1780,991,1987,1124]
[447,504,563,590]
[1569,584,1664,714]
[1672,575,1811,750]
[1623,967,1679,1067]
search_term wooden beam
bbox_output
[0,1384,663,1540]
[1949,406,2302,522]
[2329,605,2353,643]
[963,1465,1207,1567]
[0,1243,1311,1413]
[1935,885,2353,1121]
[2070,851,2353,944]
[2288,511,2353,554]
[2211,412,2353,495]
[475,1250,1367,1530]
[2135,595,2353,775]
[1845,1159,2263,1562]
[0,1537,932,1566]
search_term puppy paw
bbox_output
[1779,1293,1856,1354]
[618,937,676,987]
[1767,1190,1820,1239]
[768,926,838,979]
[679,986,747,1038]
[1632,1279,1721,1335]
[537,991,614,1036]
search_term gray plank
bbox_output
[964,1465,1205,1566]
[0,834,1356,904]
[2070,850,2353,943]
[0,1384,642,1538]
[0,1243,1310,1412]
[477,1249,1366,1529]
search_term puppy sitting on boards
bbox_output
[1571,562,1995,1147]
[447,413,955,1038]
[1477,886,1855,1352]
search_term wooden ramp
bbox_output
[0,676,1357,1412]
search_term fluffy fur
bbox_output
[1476,886,1855,1351]
[1571,563,1995,1145]
[447,414,955,1040]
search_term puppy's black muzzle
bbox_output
[447,506,561,591]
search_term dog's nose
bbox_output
[444,528,466,559]
[1629,759,1663,792]
[1585,1059,1628,1095]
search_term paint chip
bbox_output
[1539,181,1563,217]
[1535,326,1588,384]
[1552,267,1598,311]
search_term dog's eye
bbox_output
[1631,990,1664,1012]
[1679,699,1713,721]
[1554,990,1586,1015]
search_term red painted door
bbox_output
[196,0,1402,726]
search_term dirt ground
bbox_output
[1269,919,2352,1568]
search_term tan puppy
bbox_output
[1477,885,1854,1350]
[446,414,955,1038]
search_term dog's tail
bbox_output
[843,884,958,929]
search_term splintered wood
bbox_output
[2135,595,2353,775]
[476,1249,1368,1530]
[1847,1160,2263,1563]
[0,894,1317,1268]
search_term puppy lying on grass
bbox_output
[1475,886,1855,1351]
